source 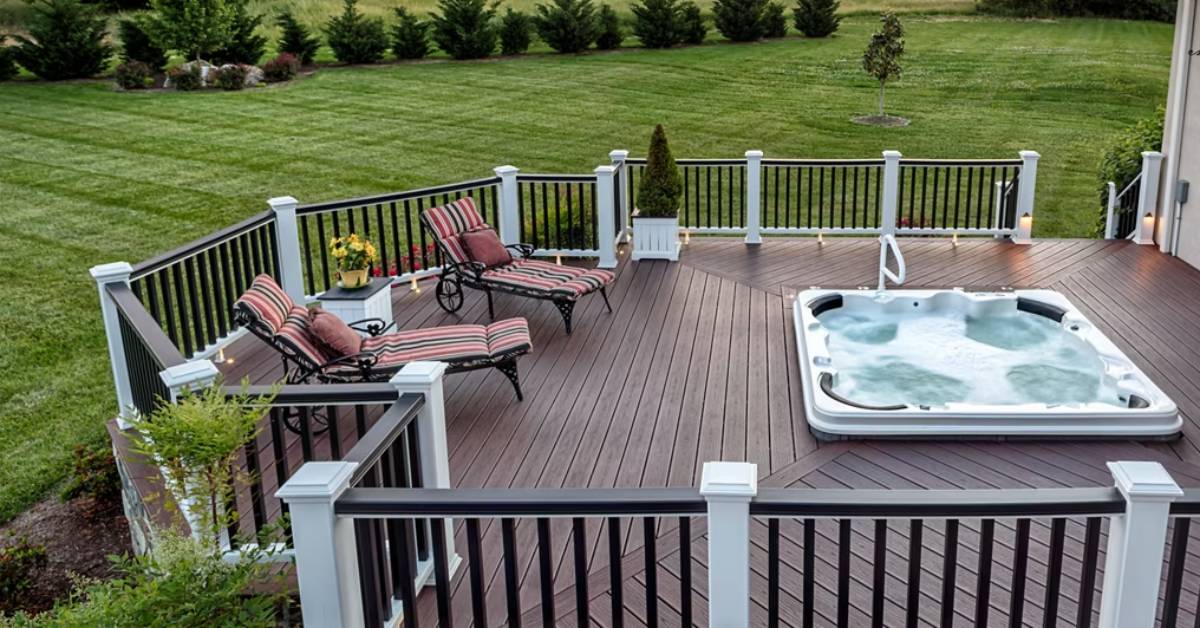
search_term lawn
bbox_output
[0,15,1172,523]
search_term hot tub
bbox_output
[794,288,1180,440]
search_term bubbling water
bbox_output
[819,305,1126,408]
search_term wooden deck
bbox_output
[223,237,1200,626]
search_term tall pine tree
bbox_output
[793,0,838,37]
[277,9,320,64]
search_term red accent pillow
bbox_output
[462,229,512,268]
[308,308,362,358]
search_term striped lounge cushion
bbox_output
[423,198,490,266]
[352,317,532,370]
[485,318,533,358]
[275,306,329,367]
[234,274,295,334]
[483,259,614,300]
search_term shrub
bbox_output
[499,8,533,55]
[118,17,168,72]
[0,538,47,615]
[977,0,1173,22]
[1096,107,1164,234]
[862,12,903,117]
[261,52,299,81]
[631,0,685,48]
[61,444,121,503]
[595,4,622,49]
[208,3,267,64]
[392,7,431,59]
[712,0,768,41]
[214,63,249,90]
[145,0,238,61]
[679,2,706,44]
[86,0,149,11]
[534,0,599,53]
[793,0,838,37]
[325,0,389,64]
[637,124,682,218]
[12,0,112,80]
[762,2,786,37]
[431,0,499,59]
[276,9,320,64]
[0,45,17,81]
[166,64,202,90]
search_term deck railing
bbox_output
[1104,151,1163,244]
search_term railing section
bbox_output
[624,158,749,232]
[515,173,601,254]
[107,282,186,416]
[895,159,1023,233]
[761,159,885,233]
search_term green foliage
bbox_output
[276,8,320,64]
[431,0,499,59]
[166,63,202,89]
[499,8,533,54]
[60,444,120,501]
[261,52,300,81]
[324,0,389,63]
[85,0,149,11]
[534,0,599,53]
[0,44,17,81]
[145,0,236,61]
[1,534,282,627]
[118,17,168,72]
[12,0,112,80]
[208,2,267,64]
[392,6,431,59]
[762,1,786,37]
[213,63,249,89]
[712,0,768,41]
[679,2,705,43]
[595,3,622,49]
[132,382,270,548]
[0,538,47,615]
[862,11,903,115]
[630,0,687,48]
[1096,107,1164,235]
[793,0,838,37]
[977,0,1174,21]
[115,60,155,89]
[636,124,682,218]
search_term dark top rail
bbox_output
[343,394,425,485]
[107,282,186,369]
[900,158,1023,167]
[295,177,502,214]
[130,210,275,279]
[762,158,886,167]
[750,487,1124,518]
[1169,487,1200,515]
[623,158,747,167]
[515,173,597,183]
[336,487,707,517]
[234,382,402,405]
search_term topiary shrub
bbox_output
[595,4,622,49]
[325,0,389,64]
[118,17,168,72]
[261,52,299,81]
[762,1,787,37]
[432,0,499,59]
[679,2,706,44]
[0,43,17,81]
[793,0,838,37]
[712,0,768,41]
[534,0,599,53]
[166,64,203,90]
[499,8,533,55]
[213,63,249,90]
[13,0,112,80]
[631,0,684,48]
[114,60,153,89]
[276,9,320,65]
[208,2,267,64]
[1096,107,1164,235]
[636,124,682,218]
[0,537,47,615]
[392,6,431,59]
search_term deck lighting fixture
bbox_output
[1019,212,1033,233]
[683,230,691,245]
[1142,212,1155,235]
[817,232,824,244]
[952,233,959,246]
[410,276,420,293]
[214,348,233,365]
[555,255,563,266]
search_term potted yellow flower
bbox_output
[329,234,378,288]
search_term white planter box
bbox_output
[631,214,680,261]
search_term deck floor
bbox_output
[223,237,1200,626]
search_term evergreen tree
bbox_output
[793,0,838,37]
[431,0,499,59]
[392,7,430,59]
[145,0,236,60]
[324,0,389,63]
[499,8,532,55]
[0,40,17,80]
[636,124,682,218]
[630,0,683,48]
[862,11,903,117]
[762,1,786,37]
[712,0,768,41]
[595,4,622,49]
[208,1,267,64]
[534,0,599,53]
[276,8,321,64]
[678,2,705,43]
[119,16,168,71]
[13,0,112,79]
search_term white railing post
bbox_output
[745,150,763,245]
[391,362,460,585]
[595,165,618,268]
[1097,461,1183,628]
[1104,181,1118,239]
[1134,151,1164,245]
[700,461,757,627]
[276,461,364,628]
[91,262,136,427]
[1013,150,1040,244]
[494,165,521,246]
[881,150,902,235]
[610,150,630,243]
[268,196,306,304]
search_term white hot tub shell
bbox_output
[794,288,1181,440]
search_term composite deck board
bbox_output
[217,237,1200,626]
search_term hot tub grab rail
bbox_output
[878,234,906,291]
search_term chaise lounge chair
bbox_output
[232,275,532,400]
[421,197,615,334]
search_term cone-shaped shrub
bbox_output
[534,0,599,54]
[119,17,168,72]
[763,1,786,37]
[499,8,532,54]
[595,4,622,49]
[325,0,389,64]
[679,2,705,44]
[392,7,431,59]
[793,0,838,37]
[277,9,321,64]
[431,0,499,59]
[631,0,683,48]
[209,2,267,64]
[13,0,112,80]
[636,124,682,218]
[712,0,767,41]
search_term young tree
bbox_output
[208,1,267,64]
[711,0,768,42]
[392,6,431,59]
[636,124,683,217]
[431,0,499,59]
[499,8,532,54]
[324,0,389,63]
[862,11,903,117]
[630,0,684,48]
[146,0,237,60]
[119,16,168,71]
[13,0,112,80]
[595,4,622,49]
[534,0,599,53]
[276,8,321,64]
[793,0,838,37]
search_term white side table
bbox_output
[317,278,394,336]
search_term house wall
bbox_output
[1160,0,1200,262]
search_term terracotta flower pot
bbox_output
[340,268,369,288]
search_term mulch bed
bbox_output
[0,496,130,617]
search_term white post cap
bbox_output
[609,149,629,161]
[90,261,134,282]
[595,165,616,175]
[391,361,449,386]
[1019,150,1041,161]
[1142,151,1164,160]
[883,150,902,159]
[159,359,221,393]
[276,461,359,504]
[700,462,758,499]
[745,150,764,159]
[494,165,519,176]
[1108,461,1183,501]
[267,196,299,212]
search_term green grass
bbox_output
[0,15,1172,523]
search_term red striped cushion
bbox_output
[235,274,294,334]
[360,324,491,367]
[486,318,532,357]
[482,259,613,300]
[423,198,490,266]
[275,306,329,367]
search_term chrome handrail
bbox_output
[878,233,906,291]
